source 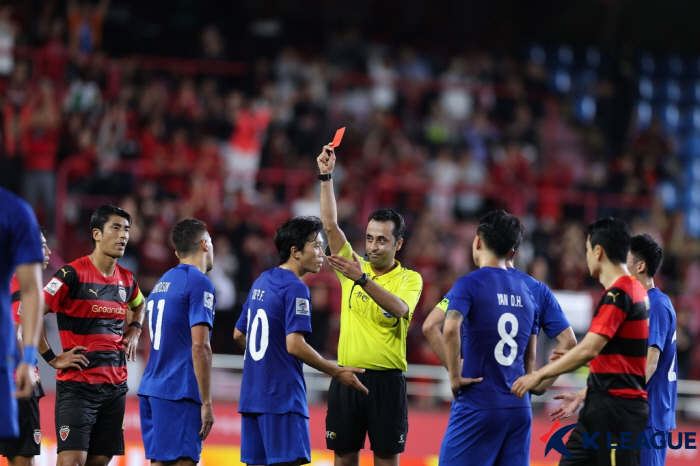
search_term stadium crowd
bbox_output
[0,1,699,380]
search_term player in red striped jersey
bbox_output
[38,205,145,466]
[0,228,51,466]
[512,217,649,466]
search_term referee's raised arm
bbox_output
[317,143,347,255]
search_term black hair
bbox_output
[39,226,47,239]
[367,208,405,243]
[630,233,663,277]
[173,219,208,258]
[89,205,132,246]
[477,210,524,259]
[587,217,630,265]
[275,216,324,265]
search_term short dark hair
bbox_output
[90,205,132,246]
[39,226,47,239]
[477,210,524,259]
[275,216,323,265]
[173,219,208,258]
[587,217,630,265]
[630,233,663,277]
[367,208,405,243]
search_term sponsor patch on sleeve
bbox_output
[204,291,214,310]
[44,278,63,296]
[296,297,310,316]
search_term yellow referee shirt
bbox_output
[334,241,423,371]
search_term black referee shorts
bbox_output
[55,381,127,456]
[0,382,43,458]
[560,388,649,466]
[326,369,408,455]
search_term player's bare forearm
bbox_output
[192,327,213,406]
[37,325,52,355]
[233,328,246,350]
[15,263,44,348]
[555,327,577,351]
[361,279,409,318]
[127,300,146,326]
[646,346,661,382]
[536,332,607,381]
[286,332,338,376]
[318,145,346,254]
[422,307,447,368]
[443,311,463,386]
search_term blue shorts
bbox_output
[139,396,203,462]
[640,426,668,466]
[241,412,311,465]
[439,405,531,466]
[0,366,19,439]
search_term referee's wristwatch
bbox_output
[355,273,369,287]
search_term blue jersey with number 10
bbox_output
[138,264,216,403]
[446,267,537,410]
[236,267,313,417]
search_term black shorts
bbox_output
[326,369,408,455]
[560,388,649,466]
[55,381,128,456]
[0,382,44,458]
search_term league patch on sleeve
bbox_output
[204,291,214,310]
[44,278,63,296]
[296,297,310,316]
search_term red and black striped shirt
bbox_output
[43,256,141,386]
[588,275,649,399]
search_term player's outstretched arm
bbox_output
[422,307,447,368]
[286,332,368,394]
[550,387,587,421]
[233,328,246,350]
[530,327,577,395]
[14,263,44,398]
[512,332,607,398]
[317,144,347,255]
[192,324,215,440]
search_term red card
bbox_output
[331,127,346,148]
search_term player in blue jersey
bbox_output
[0,187,45,440]
[423,233,577,395]
[233,216,367,466]
[439,210,538,466]
[138,219,216,465]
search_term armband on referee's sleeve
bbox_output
[129,290,144,309]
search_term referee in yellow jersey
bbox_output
[317,144,423,466]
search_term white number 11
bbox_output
[147,299,166,350]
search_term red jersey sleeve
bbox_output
[10,274,21,324]
[44,265,77,313]
[588,287,630,339]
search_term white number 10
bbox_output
[147,299,166,350]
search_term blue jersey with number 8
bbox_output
[138,264,216,403]
[445,267,537,409]
[236,267,313,417]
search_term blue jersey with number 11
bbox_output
[138,264,216,403]
[236,267,313,417]
[445,267,537,410]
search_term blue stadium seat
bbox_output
[659,103,680,133]
[686,207,700,237]
[682,107,700,133]
[556,44,574,68]
[658,78,681,103]
[549,68,571,94]
[526,43,546,64]
[638,76,655,101]
[635,101,653,130]
[680,131,700,159]
[584,46,601,69]
[662,54,684,77]
[684,80,700,104]
[574,95,596,123]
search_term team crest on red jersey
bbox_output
[59,426,70,441]
[33,429,41,444]
[119,286,127,302]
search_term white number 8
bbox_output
[247,308,269,361]
[494,312,518,366]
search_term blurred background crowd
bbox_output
[1,0,700,382]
